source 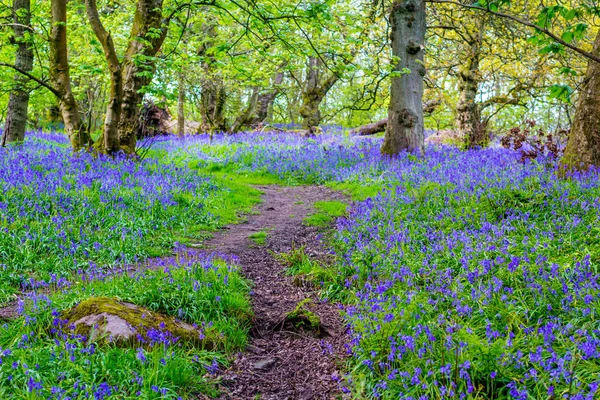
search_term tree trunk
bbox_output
[456,18,487,149]
[2,0,34,146]
[229,87,259,133]
[229,70,285,133]
[561,31,600,170]
[117,0,168,154]
[50,0,91,151]
[85,0,121,154]
[177,72,185,137]
[255,70,284,124]
[382,0,426,156]
[300,57,322,134]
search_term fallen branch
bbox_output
[350,118,387,136]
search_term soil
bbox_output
[206,185,350,400]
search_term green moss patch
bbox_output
[284,299,321,335]
[61,297,216,348]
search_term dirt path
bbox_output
[0,184,350,399]
[207,185,349,400]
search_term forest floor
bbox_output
[203,184,349,400]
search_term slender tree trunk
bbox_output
[85,0,121,154]
[177,72,185,137]
[456,18,487,149]
[561,32,600,170]
[382,0,426,156]
[2,0,34,146]
[117,0,168,154]
[50,0,91,151]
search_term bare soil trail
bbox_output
[207,185,349,400]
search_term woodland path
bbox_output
[205,185,350,400]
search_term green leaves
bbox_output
[548,84,573,103]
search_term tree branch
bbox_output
[427,0,600,64]
[0,62,59,97]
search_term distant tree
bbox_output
[2,0,33,146]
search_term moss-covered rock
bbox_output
[61,297,214,348]
[284,298,321,335]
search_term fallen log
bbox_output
[350,99,442,136]
[350,118,387,136]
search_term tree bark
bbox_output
[177,72,185,137]
[299,57,339,134]
[198,23,227,133]
[50,0,91,150]
[117,0,168,154]
[84,0,121,154]
[382,0,426,156]
[456,18,487,149]
[561,31,600,170]
[229,69,285,133]
[2,0,34,146]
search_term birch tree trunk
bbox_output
[2,0,33,146]
[561,31,600,170]
[381,0,426,156]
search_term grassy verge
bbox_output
[0,254,251,398]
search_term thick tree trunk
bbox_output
[85,0,121,154]
[561,32,600,170]
[456,19,487,149]
[255,70,284,124]
[50,0,91,151]
[382,0,426,156]
[2,0,34,146]
[299,57,339,134]
[229,69,285,133]
[229,87,259,133]
[117,0,168,154]
[177,72,185,137]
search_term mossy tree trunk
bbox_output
[177,72,185,137]
[381,0,426,156]
[2,0,34,146]
[229,70,284,133]
[50,0,91,151]
[117,0,169,154]
[199,23,227,133]
[299,57,339,135]
[84,0,121,154]
[456,18,487,149]
[561,31,600,170]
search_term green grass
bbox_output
[304,200,348,227]
[0,255,251,398]
[248,230,269,246]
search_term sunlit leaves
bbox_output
[549,84,573,103]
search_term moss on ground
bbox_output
[61,297,216,348]
[285,299,321,334]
